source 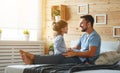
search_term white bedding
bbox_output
[74,70,120,73]
[5,65,40,73]
[5,65,120,73]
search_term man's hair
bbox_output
[80,15,94,27]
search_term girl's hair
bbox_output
[52,20,68,35]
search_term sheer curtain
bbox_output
[0,0,42,41]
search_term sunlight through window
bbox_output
[0,0,42,41]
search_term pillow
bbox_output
[95,51,120,65]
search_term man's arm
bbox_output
[63,46,96,58]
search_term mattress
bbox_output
[5,64,120,73]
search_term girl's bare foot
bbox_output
[19,50,34,64]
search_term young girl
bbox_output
[52,20,68,55]
[19,20,68,64]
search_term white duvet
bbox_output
[5,64,120,73]
[5,65,41,73]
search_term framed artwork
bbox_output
[113,26,120,37]
[77,4,88,14]
[95,14,106,25]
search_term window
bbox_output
[0,0,42,41]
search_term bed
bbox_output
[5,63,120,73]
[74,70,120,73]
[5,65,41,73]
[5,41,120,73]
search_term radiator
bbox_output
[0,41,44,73]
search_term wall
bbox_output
[42,0,120,54]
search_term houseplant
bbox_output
[0,28,2,40]
[49,43,54,55]
[53,10,60,22]
[0,29,2,33]
[23,29,30,41]
[53,10,60,16]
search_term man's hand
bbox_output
[62,51,76,57]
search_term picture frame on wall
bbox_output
[113,26,120,38]
[95,14,107,25]
[77,4,88,14]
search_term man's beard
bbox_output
[81,27,87,32]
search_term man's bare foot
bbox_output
[19,50,34,64]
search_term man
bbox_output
[20,15,101,64]
[63,15,101,64]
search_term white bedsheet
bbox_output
[5,65,40,73]
[74,70,120,73]
[5,65,120,73]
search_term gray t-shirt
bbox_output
[77,30,101,64]
[54,35,66,55]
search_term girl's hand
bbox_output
[67,48,73,52]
